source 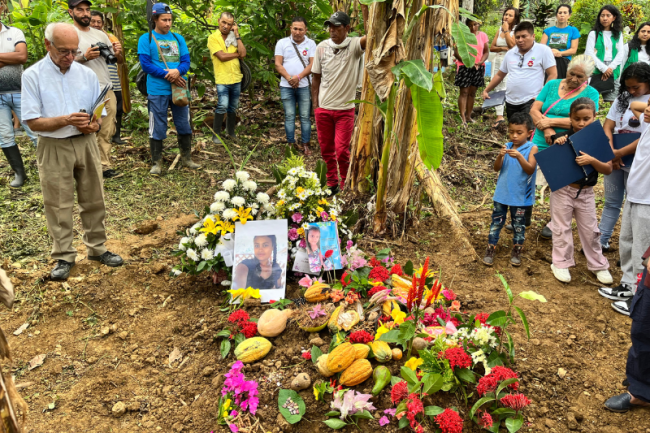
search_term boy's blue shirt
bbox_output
[493,141,537,207]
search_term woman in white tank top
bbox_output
[489,7,518,127]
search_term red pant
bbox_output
[315,107,355,188]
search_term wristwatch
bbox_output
[236,37,241,40]
[82,54,88,62]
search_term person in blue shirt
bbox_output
[540,4,581,79]
[483,112,538,267]
[137,3,199,175]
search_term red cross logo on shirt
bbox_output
[302,49,308,56]
[527,60,534,67]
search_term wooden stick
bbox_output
[168,154,181,171]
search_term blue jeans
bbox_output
[488,201,530,246]
[599,168,629,247]
[0,93,37,148]
[215,83,241,114]
[280,86,312,144]
[147,94,192,140]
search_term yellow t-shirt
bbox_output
[207,32,242,85]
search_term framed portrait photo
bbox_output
[292,221,343,274]
[231,220,288,303]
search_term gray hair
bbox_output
[219,11,234,20]
[44,22,76,42]
[567,54,596,78]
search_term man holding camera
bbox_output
[69,0,123,179]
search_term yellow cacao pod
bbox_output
[368,341,392,363]
[340,359,373,386]
[326,342,355,373]
[317,354,335,377]
[328,306,360,333]
[257,309,293,337]
[352,344,370,360]
[392,348,403,360]
[234,337,272,363]
[304,282,331,302]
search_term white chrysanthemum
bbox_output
[223,208,238,220]
[221,280,232,286]
[201,248,214,261]
[278,190,287,199]
[231,196,246,207]
[222,179,237,191]
[288,167,299,176]
[471,349,486,365]
[172,269,182,276]
[189,223,201,235]
[236,171,250,182]
[178,237,190,251]
[186,248,199,261]
[251,208,258,216]
[214,190,230,202]
[194,233,208,248]
[263,203,275,213]
[308,214,316,222]
[290,203,300,210]
[256,192,270,204]
[242,180,257,192]
[210,201,225,213]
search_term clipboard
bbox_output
[536,121,615,192]
[482,90,506,108]
[89,84,111,121]
[613,132,640,168]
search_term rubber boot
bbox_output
[2,146,26,188]
[179,134,201,169]
[112,113,126,144]
[226,113,237,139]
[149,138,163,175]
[212,113,224,144]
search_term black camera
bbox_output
[91,42,117,64]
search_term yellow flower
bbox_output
[330,213,337,221]
[200,216,222,235]
[227,287,261,301]
[277,200,285,206]
[375,324,390,341]
[233,207,253,225]
[313,386,321,401]
[316,206,324,213]
[222,398,231,417]
[404,357,424,371]
[391,308,406,325]
[219,221,235,235]
[318,198,329,206]
[297,227,305,236]
[415,265,436,280]
[296,187,305,194]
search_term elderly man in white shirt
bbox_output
[274,17,316,155]
[21,22,123,281]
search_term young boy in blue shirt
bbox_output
[484,112,538,267]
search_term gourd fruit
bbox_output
[257,309,293,337]
[234,337,272,363]
[340,359,372,386]
[371,365,392,396]
[328,306,360,333]
[368,341,392,363]
[304,282,331,302]
[352,343,370,360]
[326,342,356,373]
[317,354,335,377]
[392,348,403,360]
[412,337,428,352]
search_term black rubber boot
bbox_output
[149,138,163,175]
[212,113,224,144]
[2,146,26,188]
[112,113,126,144]
[226,113,237,139]
[179,134,200,169]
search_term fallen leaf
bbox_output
[29,354,46,370]
[13,323,29,336]
[168,347,182,366]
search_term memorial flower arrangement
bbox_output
[172,171,275,281]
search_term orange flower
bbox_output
[450,300,461,312]
[345,291,359,304]
[330,290,344,302]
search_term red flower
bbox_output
[475,312,489,325]
[240,321,257,338]
[491,366,519,390]
[368,286,389,297]
[345,291,360,304]
[269,300,276,304]
[341,271,351,286]
[390,381,409,404]
[369,257,383,267]
[405,393,424,416]
[479,411,493,428]
[439,347,472,370]
[379,314,391,323]
[301,351,312,360]
[435,408,464,433]
[368,266,390,283]
[500,393,531,411]
[325,249,334,259]
[349,330,374,344]
[477,374,499,396]
[389,264,404,276]
[228,310,250,326]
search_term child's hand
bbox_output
[576,151,595,166]
[506,148,522,159]
[499,146,508,157]
[554,136,567,145]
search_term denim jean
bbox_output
[599,168,629,247]
[0,93,37,148]
[280,86,311,144]
[488,201,530,246]
[215,83,242,114]
[147,94,192,140]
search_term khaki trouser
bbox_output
[37,134,108,263]
[97,89,117,169]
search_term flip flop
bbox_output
[492,119,505,129]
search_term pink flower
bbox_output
[379,416,390,426]
[288,228,299,241]
[299,239,307,249]
[299,275,313,287]
[291,213,303,223]
[321,211,329,221]
[384,408,396,417]
[230,410,239,418]
[228,424,238,433]
[346,240,354,250]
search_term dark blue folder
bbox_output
[613,132,640,169]
[536,121,615,192]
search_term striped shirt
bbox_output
[107,33,122,92]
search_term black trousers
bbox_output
[505,98,535,121]
[627,268,650,403]
[114,90,123,117]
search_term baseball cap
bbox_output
[68,0,92,8]
[152,3,172,16]
[324,11,350,27]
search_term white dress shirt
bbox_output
[21,53,102,138]
[585,31,625,73]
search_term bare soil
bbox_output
[1,91,649,433]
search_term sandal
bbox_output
[302,143,312,156]
[492,119,505,129]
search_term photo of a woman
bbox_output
[306,226,333,273]
[234,235,283,290]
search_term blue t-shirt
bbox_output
[543,26,581,59]
[137,31,190,96]
[493,141,537,207]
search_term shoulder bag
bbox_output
[152,33,190,106]
[290,40,311,88]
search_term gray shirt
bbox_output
[76,26,113,88]
[0,23,26,94]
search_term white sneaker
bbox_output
[551,264,571,283]
[593,270,613,285]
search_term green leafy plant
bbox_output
[278,389,306,424]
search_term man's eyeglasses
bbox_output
[517,54,525,68]
[50,41,81,58]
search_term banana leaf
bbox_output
[411,85,444,170]
[451,22,478,68]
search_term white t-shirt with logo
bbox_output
[0,23,26,94]
[627,125,650,204]
[499,42,556,105]
[274,36,317,89]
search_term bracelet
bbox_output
[236,37,241,40]
[82,54,88,62]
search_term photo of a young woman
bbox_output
[234,235,283,290]
[306,226,333,273]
